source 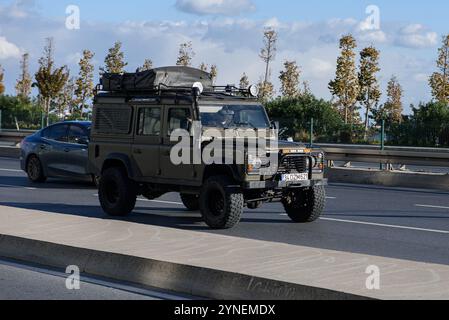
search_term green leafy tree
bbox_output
[15,53,32,101]
[34,38,69,126]
[329,35,360,124]
[176,42,195,67]
[75,50,95,118]
[266,95,345,142]
[429,35,449,104]
[138,59,153,72]
[279,60,300,98]
[239,73,249,89]
[358,46,381,139]
[101,41,127,74]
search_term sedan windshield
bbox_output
[199,105,270,129]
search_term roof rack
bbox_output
[95,83,258,99]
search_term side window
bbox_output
[167,108,191,135]
[41,128,51,139]
[48,125,68,142]
[137,107,162,136]
[68,125,88,144]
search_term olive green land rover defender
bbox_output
[89,66,327,229]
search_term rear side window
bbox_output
[47,125,69,142]
[137,107,161,136]
[94,105,133,134]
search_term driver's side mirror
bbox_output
[270,121,278,130]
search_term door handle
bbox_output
[40,145,46,150]
[134,148,143,155]
[64,148,70,153]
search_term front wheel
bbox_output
[282,186,326,223]
[199,176,243,229]
[99,167,137,217]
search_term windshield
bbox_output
[199,105,270,129]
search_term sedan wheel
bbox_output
[27,156,47,183]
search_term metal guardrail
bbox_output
[0,130,448,167]
[0,130,36,142]
[317,144,449,167]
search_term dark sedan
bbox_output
[20,121,95,184]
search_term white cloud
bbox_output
[395,24,438,48]
[176,0,256,16]
[0,36,21,59]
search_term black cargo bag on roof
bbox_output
[101,66,213,92]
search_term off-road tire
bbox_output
[99,167,137,217]
[180,194,200,211]
[282,186,326,223]
[26,156,47,183]
[200,176,243,229]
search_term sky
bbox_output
[0,0,447,113]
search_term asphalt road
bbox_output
[1,157,449,267]
[0,257,194,300]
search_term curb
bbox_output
[327,167,449,191]
[0,234,368,300]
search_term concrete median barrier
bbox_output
[1,205,449,300]
[0,234,364,300]
[327,167,449,191]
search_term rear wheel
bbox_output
[282,186,326,223]
[180,194,200,211]
[26,156,46,183]
[99,167,137,217]
[199,176,243,229]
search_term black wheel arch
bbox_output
[202,164,242,183]
[101,153,134,178]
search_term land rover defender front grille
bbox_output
[278,155,309,174]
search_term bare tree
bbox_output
[176,42,195,67]
[16,53,32,101]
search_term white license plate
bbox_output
[281,173,309,182]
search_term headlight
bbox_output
[312,153,325,171]
[247,154,262,173]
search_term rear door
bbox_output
[40,124,70,176]
[132,106,162,178]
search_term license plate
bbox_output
[281,173,309,182]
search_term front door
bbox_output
[160,106,195,182]
[132,106,162,178]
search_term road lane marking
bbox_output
[326,197,337,199]
[0,168,22,173]
[320,217,449,234]
[415,204,449,210]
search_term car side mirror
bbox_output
[76,137,89,145]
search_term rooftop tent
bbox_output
[100,66,213,92]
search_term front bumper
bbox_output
[244,178,328,190]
